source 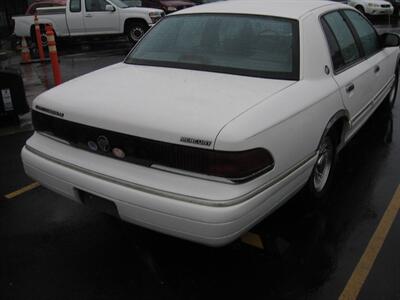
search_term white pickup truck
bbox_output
[12,0,164,44]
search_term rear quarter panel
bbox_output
[214,10,346,188]
[13,15,34,37]
[37,14,69,36]
[13,14,69,37]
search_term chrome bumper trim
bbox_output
[25,145,316,207]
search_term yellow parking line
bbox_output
[4,182,41,199]
[339,185,400,300]
[240,231,264,249]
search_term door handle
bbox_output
[346,83,355,93]
[374,65,380,73]
[85,14,92,17]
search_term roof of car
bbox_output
[173,0,346,19]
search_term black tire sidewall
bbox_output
[388,67,399,109]
[30,25,49,53]
[356,5,365,14]
[127,22,147,43]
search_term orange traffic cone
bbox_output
[34,14,45,62]
[46,24,62,86]
[20,37,32,64]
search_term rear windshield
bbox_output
[125,14,300,80]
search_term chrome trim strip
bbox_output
[151,164,235,184]
[351,76,394,126]
[152,163,275,185]
[25,145,316,207]
[37,131,70,145]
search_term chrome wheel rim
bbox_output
[313,138,333,193]
[130,27,144,42]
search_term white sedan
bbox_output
[22,0,399,246]
[348,0,394,15]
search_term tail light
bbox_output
[179,148,275,182]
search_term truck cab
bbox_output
[13,0,164,43]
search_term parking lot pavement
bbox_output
[37,39,132,87]
[1,24,400,299]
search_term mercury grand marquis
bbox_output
[22,0,400,246]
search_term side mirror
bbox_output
[105,4,116,12]
[381,33,400,48]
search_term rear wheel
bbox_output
[308,135,336,199]
[30,24,49,48]
[126,22,148,43]
[386,67,399,109]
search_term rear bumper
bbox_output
[21,139,315,246]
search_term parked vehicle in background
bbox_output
[22,0,400,246]
[348,0,394,15]
[25,0,66,15]
[140,0,195,13]
[386,0,400,16]
[191,0,225,4]
[13,0,164,44]
[326,0,348,3]
[121,0,143,7]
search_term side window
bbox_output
[85,0,108,11]
[343,10,380,57]
[321,19,344,70]
[322,11,361,71]
[70,0,81,12]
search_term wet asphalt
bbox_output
[1,18,400,300]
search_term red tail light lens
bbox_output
[198,148,274,182]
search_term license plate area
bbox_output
[78,190,120,218]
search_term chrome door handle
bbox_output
[85,14,92,17]
[346,83,355,93]
[374,65,380,73]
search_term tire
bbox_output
[356,5,365,14]
[385,66,399,109]
[126,22,148,43]
[308,134,336,199]
[31,24,49,48]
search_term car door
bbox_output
[321,10,376,135]
[83,0,120,34]
[67,0,86,36]
[343,9,393,108]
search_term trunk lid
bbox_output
[34,63,295,148]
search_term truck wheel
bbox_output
[126,22,148,43]
[356,5,365,14]
[31,24,50,48]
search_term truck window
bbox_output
[70,0,82,12]
[85,0,109,11]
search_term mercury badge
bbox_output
[180,137,212,146]
[112,148,126,159]
[97,135,110,152]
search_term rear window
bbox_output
[125,14,300,80]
